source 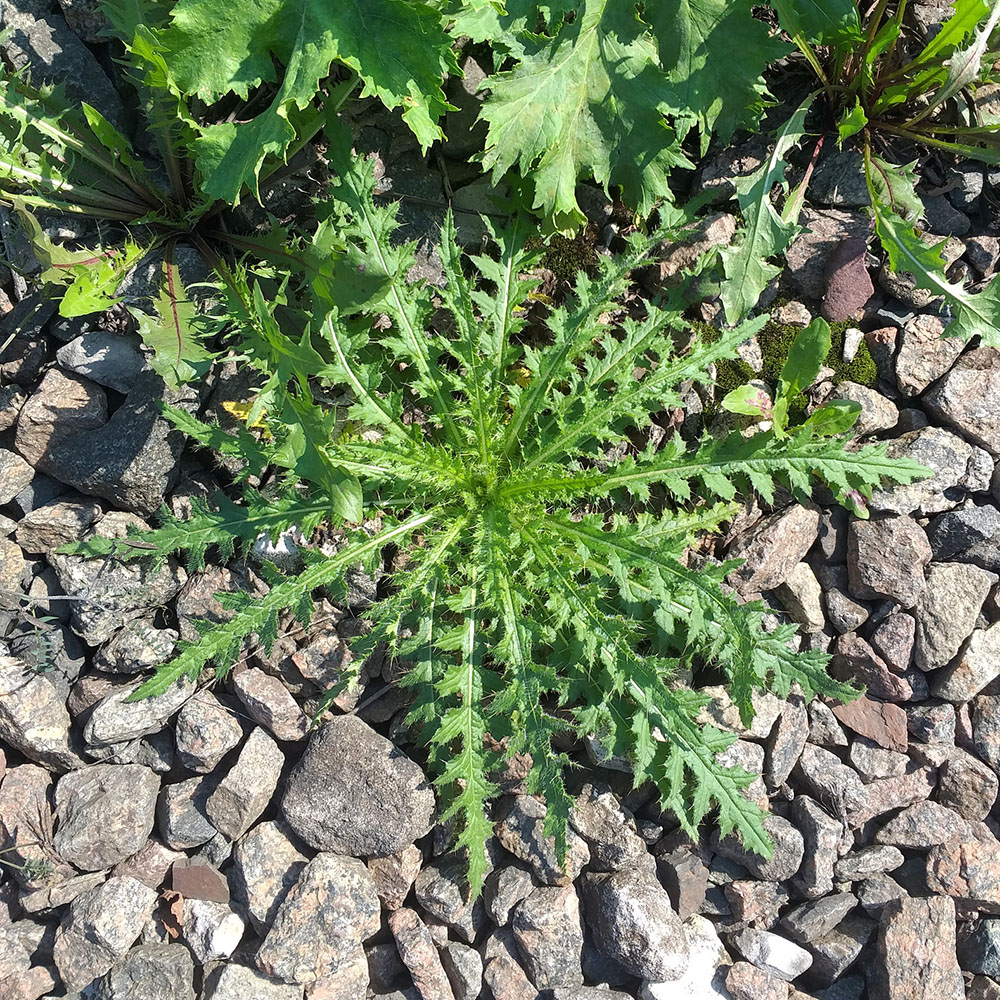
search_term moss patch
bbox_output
[527,225,600,284]
[698,313,878,420]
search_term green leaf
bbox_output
[722,383,774,420]
[867,156,924,222]
[867,157,1000,346]
[651,0,789,151]
[102,184,926,898]
[132,257,215,389]
[59,239,147,317]
[873,0,992,112]
[837,100,867,143]
[772,317,831,434]
[273,393,363,524]
[161,0,458,203]
[479,0,691,229]
[805,399,861,436]
[719,93,815,323]
[772,0,863,47]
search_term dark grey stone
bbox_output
[42,374,197,515]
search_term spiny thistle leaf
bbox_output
[70,151,928,897]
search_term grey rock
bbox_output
[443,54,488,159]
[14,497,102,555]
[256,853,380,985]
[848,737,908,780]
[966,235,1000,275]
[938,748,999,821]
[794,743,866,815]
[948,162,984,210]
[280,715,434,857]
[55,0,107,41]
[714,813,804,882]
[440,942,483,1000]
[958,918,1000,977]
[511,885,585,989]
[896,312,967,395]
[0,653,83,770]
[926,347,1000,456]
[824,587,870,634]
[581,866,688,981]
[232,667,308,742]
[414,853,486,944]
[810,150,869,207]
[49,511,187,645]
[933,623,1000,702]
[367,844,422,911]
[388,906,456,1000]
[870,612,916,673]
[0,385,26,432]
[775,562,826,632]
[482,924,539,1000]
[20,869,106,914]
[206,727,284,840]
[484,863,536,927]
[834,845,904,881]
[0,1,122,122]
[973,694,1000,770]
[856,874,908,918]
[923,194,971,236]
[0,762,75,889]
[553,991,633,1000]
[806,913,876,986]
[181,898,245,962]
[94,623,178,675]
[15,368,107,468]
[202,964,304,1000]
[568,782,650,872]
[726,504,821,597]
[729,926,812,981]
[0,534,25,597]
[93,943,195,1000]
[871,426,980,515]
[906,701,955,742]
[847,517,930,607]
[0,296,52,382]
[875,800,979,849]
[56,332,148,393]
[42,374,197,515]
[84,675,194,746]
[173,689,243,773]
[52,876,157,992]
[927,503,1000,571]
[230,820,307,935]
[832,381,898,437]
[638,914,730,1000]
[781,893,857,944]
[791,796,846,900]
[873,896,964,1000]
[11,471,65,514]
[765,692,809,788]
[157,774,220,850]
[915,562,996,670]
[0,449,34,505]
[496,794,591,886]
[54,764,159,870]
